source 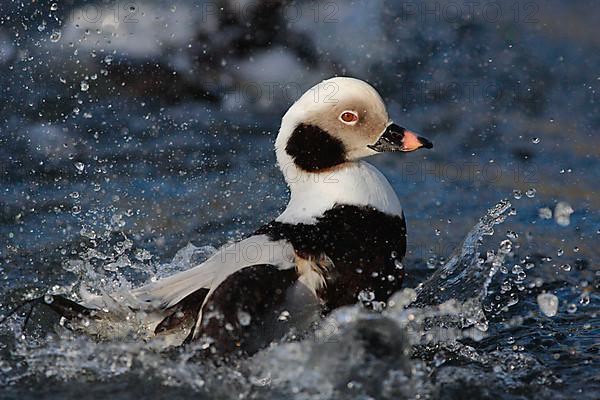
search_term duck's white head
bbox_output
[275,77,432,178]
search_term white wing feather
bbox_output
[131,234,296,309]
[70,235,296,346]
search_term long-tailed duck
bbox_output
[23,77,432,355]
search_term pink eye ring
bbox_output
[339,111,359,124]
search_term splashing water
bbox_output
[0,199,597,399]
[414,200,512,306]
[412,200,513,332]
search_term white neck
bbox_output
[275,158,403,224]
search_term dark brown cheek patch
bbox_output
[285,123,347,172]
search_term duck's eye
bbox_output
[339,111,359,125]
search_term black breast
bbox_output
[256,205,406,311]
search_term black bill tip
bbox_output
[418,136,433,149]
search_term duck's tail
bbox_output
[1,290,208,347]
[0,294,97,333]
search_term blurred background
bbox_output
[0,0,598,398]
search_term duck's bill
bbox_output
[368,123,433,153]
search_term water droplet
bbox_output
[237,310,251,326]
[573,246,579,253]
[44,294,54,304]
[513,190,522,199]
[426,257,437,269]
[567,303,577,314]
[515,271,527,282]
[277,310,290,321]
[557,248,564,257]
[525,188,536,198]
[579,295,590,306]
[80,81,89,91]
[134,249,152,261]
[554,202,574,227]
[499,239,513,254]
[506,230,518,240]
[475,320,489,332]
[507,293,519,307]
[538,207,552,219]
[537,293,558,316]
[511,265,524,274]
[531,137,540,144]
[394,259,404,270]
[104,55,114,65]
[50,3,58,11]
[49,30,62,42]
[559,263,571,272]
[74,161,85,172]
[358,289,375,303]
[79,225,97,239]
